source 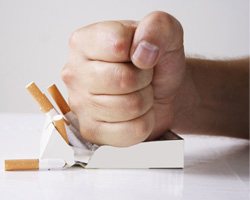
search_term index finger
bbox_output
[69,21,137,62]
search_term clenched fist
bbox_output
[62,11,185,147]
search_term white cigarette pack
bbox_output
[40,115,184,169]
[86,132,184,169]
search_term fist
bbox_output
[62,11,185,147]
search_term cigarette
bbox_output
[26,82,58,117]
[46,84,94,149]
[5,159,65,171]
[47,84,71,115]
[26,82,54,113]
[47,84,79,129]
[53,115,69,144]
[26,82,92,148]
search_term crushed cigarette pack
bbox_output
[4,82,184,171]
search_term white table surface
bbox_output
[0,113,249,200]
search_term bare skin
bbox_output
[62,11,249,147]
[172,58,249,139]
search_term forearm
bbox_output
[172,57,249,139]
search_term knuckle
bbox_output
[68,29,80,49]
[126,86,153,116]
[134,115,153,142]
[61,65,75,85]
[149,11,183,40]
[109,23,131,58]
[150,11,175,27]
[127,93,144,115]
[114,66,137,91]
[111,36,126,54]
[68,95,82,112]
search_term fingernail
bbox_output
[132,41,159,68]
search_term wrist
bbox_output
[171,61,201,132]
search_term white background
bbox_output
[0,0,249,113]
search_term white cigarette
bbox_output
[5,159,66,171]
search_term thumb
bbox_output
[131,11,183,69]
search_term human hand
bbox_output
[62,11,185,146]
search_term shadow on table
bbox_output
[184,142,249,181]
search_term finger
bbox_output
[69,21,136,62]
[86,85,153,122]
[78,108,155,147]
[62,59,153,95]
[131,11,184,69]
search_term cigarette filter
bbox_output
[47,84,71,115]
[26,82,54,113]
[53,115,69,144]
[5,159,65,171]
[5,159,39,171]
